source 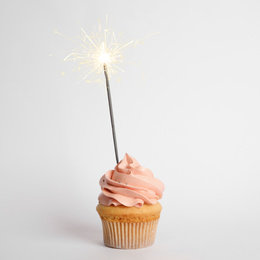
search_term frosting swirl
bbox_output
[98,153,165,208]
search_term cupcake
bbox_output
[96,153,165,249]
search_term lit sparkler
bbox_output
[58,18,137,163]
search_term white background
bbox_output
[1,0,260,259]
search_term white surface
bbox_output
[1,0,260,259]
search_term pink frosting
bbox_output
[98,153,165,208]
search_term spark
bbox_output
[58,18,138,83]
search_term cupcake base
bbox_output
[96,203,162,249]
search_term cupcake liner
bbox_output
[101,219,159,249]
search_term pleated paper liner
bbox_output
[101,219,159,249]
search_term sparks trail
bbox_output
[58,19,138,83]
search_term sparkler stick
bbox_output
[103,64,119,164]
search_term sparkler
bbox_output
[58,18,137,163]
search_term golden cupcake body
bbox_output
[96,203,162,249]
